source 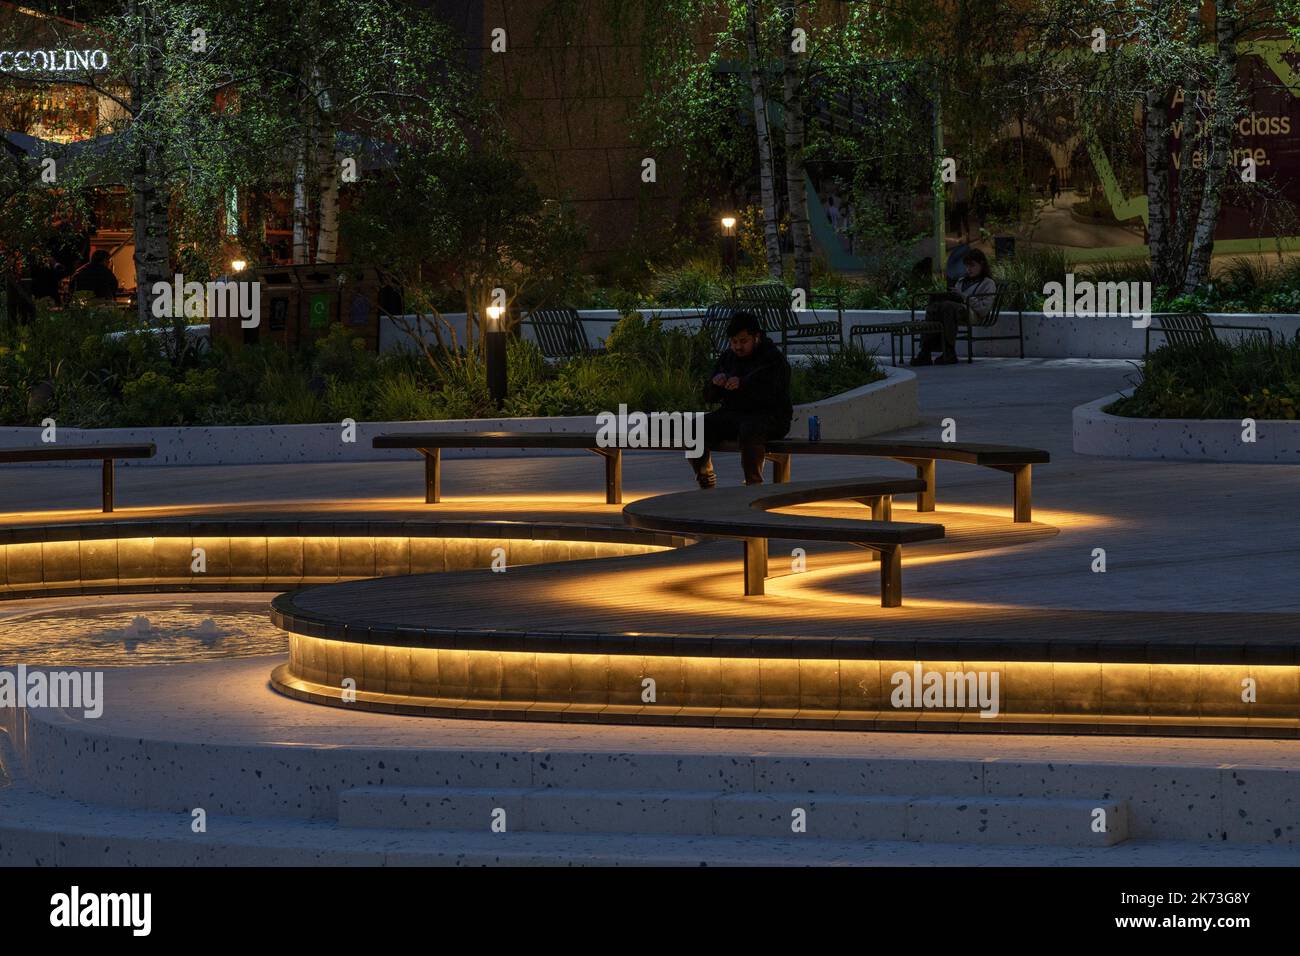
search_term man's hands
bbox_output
[712,373,741,391]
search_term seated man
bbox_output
[912,249,996,366]
[691,310,793,488]
[68,250,120,301]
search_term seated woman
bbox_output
[912,249,996,366]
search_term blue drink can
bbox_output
[808,415,821,441]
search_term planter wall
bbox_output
[1073,390,1300,463]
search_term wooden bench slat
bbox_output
[373,431,1048,464]
[372,431,1048,520]
[0,444,156,463]
[373,432,604,450]
[624,476,944,607]
[625,477,940,544]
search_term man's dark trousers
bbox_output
[691,408,791,484]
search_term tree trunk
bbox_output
[1184,0,1239,293]
[133,149,172,330]
[745,0,783,282]
[292,60,315,265]
[1143,86,1177,291]
[315,126,340,263]
[779,0,812,296]
[130,3,171,339]
[292,141,312,264]
[314,65,340,264]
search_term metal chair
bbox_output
[734,283,842,349]
[1144,312,1273,355]
[523,307,594,359]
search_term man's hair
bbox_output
[91,250,110,264]
[726,310,762,338]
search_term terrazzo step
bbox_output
[713,793,1129,846]
[6,778,1283,867]
[337,786,1129,846]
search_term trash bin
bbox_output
[293,266,340,346]
[212,264,381,352]
[335,265,383,352]
[258,268,301,348]
[994,236,1016,260]
[209,268,298,349]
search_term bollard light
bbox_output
[485,304,507,408]
[720,215,738,296]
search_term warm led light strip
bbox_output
[0,533,670,599]
[270,634,1300,738]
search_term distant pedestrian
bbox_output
[912,249,996,367]
[825,194,841,232]
[1048,168,1060,205]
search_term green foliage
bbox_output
[3,300,884,427]
[344,143,588,338]
[648,258,727,308]
[791,343,886,405]
[993,246,1071,309]
[1108,338,1300,421]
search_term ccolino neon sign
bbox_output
[0,49,109,73]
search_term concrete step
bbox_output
[6,778,1287,867]
[337,786,1129,847]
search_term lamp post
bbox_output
[485,304,508,408]
[720,215,738,299]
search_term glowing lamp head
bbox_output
[720,216,737,235]
[231,259,247,273]
[486,305,504,330]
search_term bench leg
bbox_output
[102,458,114,513]
[1012,464,1032,523]
[604,449,622,504]
[878,544,902,608]
[420,448,441,504]
[906,459,936,512]
[853,495,892,522]
[743,537,767,596]
[588,448,623,504]
[767,453,791,483]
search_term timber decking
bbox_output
[275,533,1300,666]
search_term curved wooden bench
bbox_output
[373,431,624,504]
[373,432,1048,522]
[0,443,155,512]
[624,475,943,607]
[745,438,1050,522]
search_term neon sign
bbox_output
[0,49,109,73]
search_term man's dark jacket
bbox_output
[704,337,793,422]
[69,262,119,299]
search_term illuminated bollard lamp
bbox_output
[485,304,508,408]
[720,215,738,299]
